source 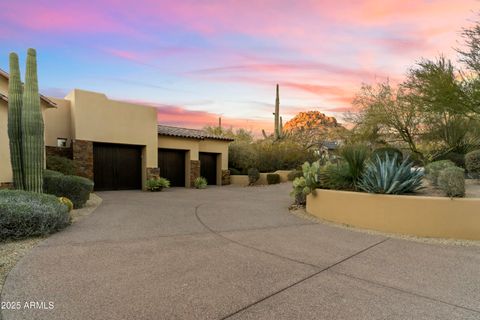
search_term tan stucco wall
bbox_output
[1,100,51,184]
[158,136,199,160]
[0,75,8,95]
[0,101,12,183]
[306,189,480,240]
[67,89,158,167]
[43,98,72,147]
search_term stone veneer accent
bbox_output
[146,167,160,180]
[46,146,73,159]
[221,169,231,185]
[0,182,14,189]
[190,160,200,187]
[72,140,94,181]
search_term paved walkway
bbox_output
[1,184,480,319]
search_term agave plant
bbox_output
[359,154,424,194]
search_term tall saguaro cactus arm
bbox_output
[21,48,44,193]
[274,84,280,139]
[7,53,24,190]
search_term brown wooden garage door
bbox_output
[93,143,142,191]
[158,149,186,187]
[199,152,217,185]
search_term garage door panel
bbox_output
[158,149,186,187]
[93,143,142,191]
[200,152,217,185]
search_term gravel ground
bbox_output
[0,194,102,294]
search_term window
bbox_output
[57,138,68,148]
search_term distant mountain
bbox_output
[284,111,341,133]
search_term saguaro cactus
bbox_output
[21,48,44,192]
[7,53,24,190]
[274,84,280,139]
[262,84,285,140]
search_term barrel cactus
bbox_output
[20,48,44,193]
[7,53,24,190]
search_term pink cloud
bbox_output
[124,99,273,133]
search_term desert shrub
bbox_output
[438,166,465,197]
[58,197,73,212]
[229,168,242,175]
[229,140,316,174]
[465,150,480,178]
[229,142,257,174]
[320,163,355,190]
[359,155,423,194]
[0,190,70,240]
[267,173,280,184]
[287,169,303,181]
[372,147,403,163]
[44,169,63,177]
[146,178,170,191]
[248,168,260,185]
[44,174,94,208]
[340,144,369,188]
[435,152,465,168]
[46,155,76,175]
[194,177,208,189]
[255,140,316,173]
[425,160,456,185]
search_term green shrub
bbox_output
[194,177,208,189]
[248,168,260,185]
[359,155,424,194]
[229,168,242,175]
[340,144,369,188]
[287,169,303,181]
[46,155,76,175]
[58,197,73,212]
[44,173,94,208]
[229,140,315,173]
[254,140,316,173]
[425,160,456,185]
[438,166,465,197]
[372,147,403,163]
[435,152,465,168]
[320,163,355,190]
[267,173,280,184]
[0,190,70,240]
[465,150,480,178]
[43,169,63,177]
[146,178,170,191]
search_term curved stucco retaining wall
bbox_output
[306,189,480,240]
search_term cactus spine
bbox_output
[21,48,44,192]
[7,53,24,190]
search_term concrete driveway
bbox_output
[1,184,480,320]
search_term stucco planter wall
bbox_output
[306,189,480,240]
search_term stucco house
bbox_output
[0,69,232,190]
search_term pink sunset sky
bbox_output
[0,0,478,134]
